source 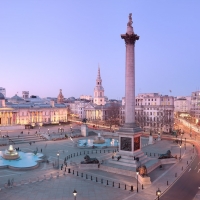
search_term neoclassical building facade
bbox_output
[0,93,68,128]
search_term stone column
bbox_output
[121,13,139,128]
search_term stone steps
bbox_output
[7,135,46,145]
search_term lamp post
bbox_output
[57,153,59,169]
[156,188,161,200]
[181,133,183,144]
[179,145,182,160]
[185,138,186,150]
[136,172,139,193]
[73,189,77,200]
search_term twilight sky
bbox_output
[0,1,200,99]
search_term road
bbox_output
[161,141,200,200]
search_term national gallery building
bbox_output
[0,91,68,129]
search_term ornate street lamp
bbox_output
[73,189,77,200]
[57,153,59,169]
[156,188,161,200]
[136,171,139,193]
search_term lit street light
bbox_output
[156,188,161,200]
[57,153,59,169]
[73,189,77,200]
[136,171,139,193]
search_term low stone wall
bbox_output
[0,125,25,130]
[160,158,177,165]
[100,165,136,177]
[79,164,98,169]
[136,174,151,185]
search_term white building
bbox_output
[191,91,200,123]
[0,93,68,127]
[93,67,105,106]
[80,95,93,101]
[120,93,174,133]
[174,96,191,113]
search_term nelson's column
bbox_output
[117,13,143,159]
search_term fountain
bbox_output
[93,133,105,144]
[2,145,20,160]
[0,145,43,170]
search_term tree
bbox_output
[105,103,120,130]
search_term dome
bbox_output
[0,93,5,100]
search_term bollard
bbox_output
[68,168,71,173]
[182,166,183,171]
[187,161,188,164]
[91,176,92,181]
[88,151,89,154]
[74,153,75,157]
[81,173,83,178]
[100,150,101,153]
[92,151,93,154]
[154,153,155,157]
[101,179,103,184]
[77,152,78,156]
[167,181,168,185]
[80,152,81,155]
[86,174,88,179]
[96,150,97,153]
[113,150,114,153]
[77,171,79,176]
[67,156,68,160]
[104,150,105,153]
[73,170,74,175]
[130,186,134,192]
[150,153,151,156]
[113,182,114,187]
[71,154,72,158]
[142,184,144,190]
[118,183,120,188]
[125,184,126,190]
[146,152,147,155]
[84,151,85,154]
[96,177,98,182]
[107,180,109,185]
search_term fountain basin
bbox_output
[0,151,43,170]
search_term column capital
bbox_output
[121,33,139,45]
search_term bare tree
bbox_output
[105,103,120,130]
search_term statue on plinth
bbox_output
[137,165,148,177]
[81,155,99,164]
[158,150,177,159]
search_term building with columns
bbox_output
[0,92,68,127]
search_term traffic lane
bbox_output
[160,154,199,200]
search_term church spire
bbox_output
[97,65,101,79]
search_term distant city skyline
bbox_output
[0,1,200,99]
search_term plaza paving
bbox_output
[0,132,196,200]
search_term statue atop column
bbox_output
[127,13,133,27]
